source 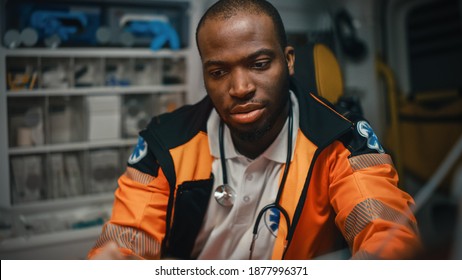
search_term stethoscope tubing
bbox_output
[216,98,294,259]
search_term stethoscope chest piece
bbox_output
[214,184,236,207]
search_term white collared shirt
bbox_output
[192,92,299,259]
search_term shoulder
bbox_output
[126,96,213,177]
[142,96,214,149]
[339,115,386,157]
[292,79,385,156]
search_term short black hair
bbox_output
[196,0,287,54]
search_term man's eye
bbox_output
[252,60,270,69]
[209,69,226,78]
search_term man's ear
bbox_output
[285,46,295,76]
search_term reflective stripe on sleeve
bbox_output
[125,166,156,185]
[344,198,418,246]
[349,153,394,171]
[94,222,161,259]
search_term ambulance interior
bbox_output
[0,0,461,259]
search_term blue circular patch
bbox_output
[357,121,384,153]
[128,136,148,164]
[264,208,280,237]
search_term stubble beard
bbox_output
[231,92,290,143]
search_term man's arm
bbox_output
[87,137,170,260]
[328,136,421,259]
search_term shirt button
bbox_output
[246,174,253,181]
[243,196,250,203]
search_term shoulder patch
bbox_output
[356,121,384,154]
[128,136,148,164]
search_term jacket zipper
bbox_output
[282,124,353,259]
[145,126,177,258]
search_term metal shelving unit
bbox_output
[7,85,187,97]
[0,0,206,259]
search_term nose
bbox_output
[228,68,256,99]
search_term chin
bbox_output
[232,120,272,143]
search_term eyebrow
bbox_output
[203,48,276,68]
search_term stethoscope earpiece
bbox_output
[214,184,236,207]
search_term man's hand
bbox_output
[88,241,140,260]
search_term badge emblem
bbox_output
[128,136,148,164]
[264,208,280,237]
[357,121,384,153]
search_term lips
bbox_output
[229,103,265,124]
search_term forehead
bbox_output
[197,13,279,60]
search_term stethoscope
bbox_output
[213,101,293,259]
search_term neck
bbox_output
[231,101,290,160]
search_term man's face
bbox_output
[197,13,295,142]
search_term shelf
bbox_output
[2,47,191,58]
[6,85,187,97]
[0,225,103,254]
[6,192,114,214]
[0,0,200,259]
[0,0,197,218]
[9,138,138,155]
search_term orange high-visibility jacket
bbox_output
[88,82,420,260]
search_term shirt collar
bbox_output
[207,91,299,163]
